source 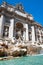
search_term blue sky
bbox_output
[0,0,43,26]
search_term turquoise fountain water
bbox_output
[0,55,43,65]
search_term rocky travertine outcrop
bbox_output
[8,44,27,56]
[12,48,27,57]
[0,46,8,57]
[0,39,42,57]
[0,43,27,57]
[27,45,42,55]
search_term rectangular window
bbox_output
[3,26,9,37]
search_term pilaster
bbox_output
[0,15,5,38]
[31,26,35,44]
[9,18,14,39]
[25,24,29,41]
[23,24,26,41]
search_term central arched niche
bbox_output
[15,22,23,39]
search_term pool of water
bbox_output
[0,55,43,65]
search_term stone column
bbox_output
[0,15,5,38]
[31,26,35,44]
[25,24,29,41]
[9,18,14,39]
[23,23,29,41]
[40,30,42,43]
[23,24,26,41]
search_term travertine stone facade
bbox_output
[0,2,43,44]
